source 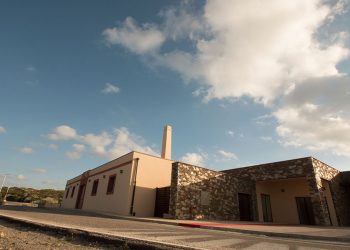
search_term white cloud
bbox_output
[19,147,34,154]
[254,114,274,126]
[47,125,156,160]
[32,168,47,174]
[103,1,349,104]
[66,144,85,160]
[180,152,206,166]
[48,125,78,140]
[0,126,6,134]
[103,17,165,54]
[165,1,349,104]
[102,83,120,94]
[159,2,206,41]
[16,174,27,181]
[217,150,238,160]
[275,76,350,157]
[226,130,234,137]
[101,1,350,158]
[107,127,156,159]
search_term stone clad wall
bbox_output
[169,157,349,226]
[223,157,314,181]
[312,158,350,226]
[169,162,239,220]
[224,157,341,226]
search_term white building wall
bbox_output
[61,151,173,217]
[132,152,173,217]
[82,160,134,214]
[61,175,81,209]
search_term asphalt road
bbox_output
[0,206,349,250]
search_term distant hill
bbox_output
[0,187,64,204]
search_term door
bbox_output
[238,193,252,221]
[75,184,86,209]
[154,187,170,217]
[296,197,315,225]
[261,194,273,222]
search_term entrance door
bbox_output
[261,194,273,222]
[238,193,252,221]
[154,187,170,217]
[75,184,86,209]
[296,197,315,225]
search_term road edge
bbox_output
[0,214,202,250]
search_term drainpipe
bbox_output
[129,158,139,216]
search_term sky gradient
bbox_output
[1,0,350,189]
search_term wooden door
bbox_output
[238,193,252,221]
[154,187,170,217]
[75,184,86,209]
[296,197,315,225]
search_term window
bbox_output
[71,186,75,198]
[106,175,116,195]
[91,179,99,196]
[65,187,70,199]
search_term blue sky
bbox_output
[1,0,350,189]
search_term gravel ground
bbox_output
[0,219,125,250]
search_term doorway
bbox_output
[75,184,86,209]
[295,197,315,225]
[154,187,170,217]
[238,193,252,221]
[261,194,273,222]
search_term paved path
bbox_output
[1,206,350,250]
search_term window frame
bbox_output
[91,179,99,196]
[106,174,116,195]
[71,186,75,198]
[65,187,70,199]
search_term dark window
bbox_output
[65,188,70,199]
[71,186,75,198]
[91,179,99,196]
[106,175,116,195]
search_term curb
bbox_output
[107,215,350,243]
[178,223,350,243]
[2,207,350,244]
[87,212,350,244]
[0,214,201,250]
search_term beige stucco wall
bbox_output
[61,153,134,214]
[132,152,173,217]
[256,178,310,224]
[82,153,134,215]
[321,179,338,226]
[61,175,81,209]
[61,151,173,217]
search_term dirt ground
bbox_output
[0,219,125,250]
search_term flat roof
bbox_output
[222,156,313,172]
[66,150,172,185]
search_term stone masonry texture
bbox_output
[169,162,239,220]
[169,157,350,226]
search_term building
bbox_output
[61,126,173,217]
[170,158,350,226]
[61,125,350,226]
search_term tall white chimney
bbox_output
[161,125,172,160]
